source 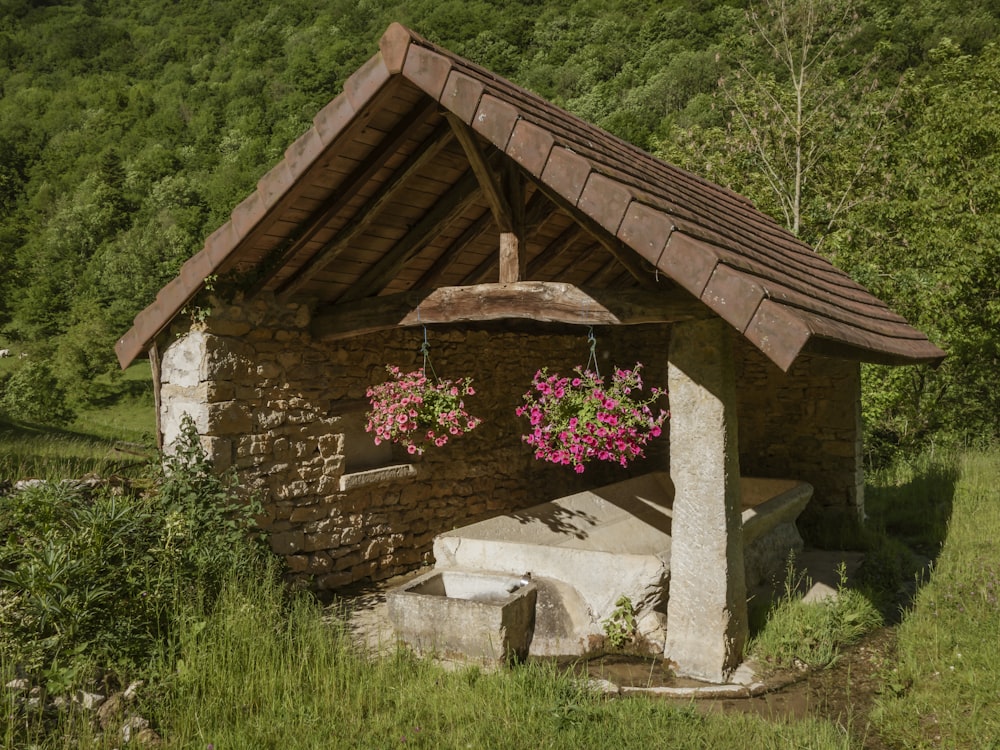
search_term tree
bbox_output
[831,40,1000,457]
[659,0,900,249]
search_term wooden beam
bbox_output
[498,160,526,283]
[446,114,514,231]
[312,281,711,341]
[459,191,554,285]
[253,98,440,293]
[275,118,454,299]
[526,173,660,289]
[335,168,483,303]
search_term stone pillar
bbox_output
[664,318,747,682]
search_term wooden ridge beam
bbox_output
[275,117,454,299]
[312,281,711,341]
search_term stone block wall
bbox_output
[159,294,672,590]
[734,336,864,525]
[158,294,865,590]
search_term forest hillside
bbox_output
[1,0,997,461]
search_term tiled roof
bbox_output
[115,23,945,372]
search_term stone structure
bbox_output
[157,294,864,599]
[119,24,944,680]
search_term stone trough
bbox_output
[386,569,537,665]
[418,471,812,657]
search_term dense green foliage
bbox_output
[0,415,264,694]
[0,0,997,458]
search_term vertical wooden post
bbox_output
[498,161,525,283]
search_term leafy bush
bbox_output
[0,359,75,425]
[0,414,266,689]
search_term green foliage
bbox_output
[0,359,75,426]
[156,413,265,596]
[750,561,883,671]
[601,594,638,650]
[0,413,265,691]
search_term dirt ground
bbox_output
[568,627,898,749]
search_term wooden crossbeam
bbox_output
[275,118,454,299]
[335,168,483,303]
[312,281,710,341]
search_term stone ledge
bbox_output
[339,464,417,492]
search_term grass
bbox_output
[152,565,856,750]
[870,450,1000,747]
[0,362,155,480]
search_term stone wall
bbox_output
[158,295,864,590]
[734,336,864,525]
[159,294,671,590]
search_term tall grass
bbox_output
[871,450,1000,747]
[0,422,151,480]
[157,564,855,750]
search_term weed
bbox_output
[750,560,883,672]
[602,595,637,650]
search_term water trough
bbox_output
[390,471,812,659]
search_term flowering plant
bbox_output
[516,363,668,473]
[366,365,482,455]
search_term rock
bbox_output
[97,693,124,729]
[121,714,149,743]
[75,690,106,710]
[5,678,30,691]
[123,681,144,701]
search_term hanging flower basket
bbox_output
[516,363,668,473]
[366,365,482,455]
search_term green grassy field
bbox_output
[0,361,155,480]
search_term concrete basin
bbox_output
[386,569,537,665]
[432,471,812,656]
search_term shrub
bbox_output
[0,358,75,425]
[0,414,266,689]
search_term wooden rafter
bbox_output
[312,281,711,341]
[526,174,660,289]
[252,98,440,293]
[334,168,483,303]
[584,255,627,287]
[525,223,584,279]
[446,114,515,231]
[275,117,454,299]
[409,208,494,290]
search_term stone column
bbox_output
[664,318,747,683]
